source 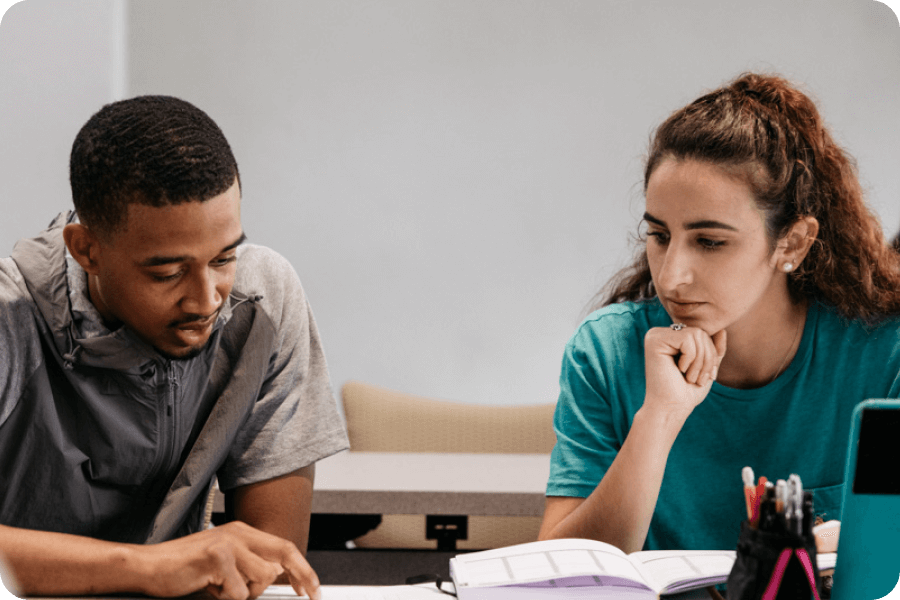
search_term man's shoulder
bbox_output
[0,256,29,297]
[233,244,301,295]
[235,243,293,275]
[0,256,44,428]
[231,244,309,330]
[813,302,900,344]
[0,256,37,323]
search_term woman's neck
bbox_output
[714,298,808,390]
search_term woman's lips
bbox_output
[665,298,706,315]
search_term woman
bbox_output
[539,73,900,553]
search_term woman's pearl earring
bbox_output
[783,262,794,272]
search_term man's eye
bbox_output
[151,272,181,282]
[212,256,237,267]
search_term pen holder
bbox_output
[726,521,822,600]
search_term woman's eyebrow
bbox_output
[643,212,665,226]
[685,220,738,231]
[642,212,737,231]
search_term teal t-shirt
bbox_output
[546,299,900,551]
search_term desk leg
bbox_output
[426,515,468,552]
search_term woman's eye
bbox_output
[647,231,670,244]
[698,238,725,250]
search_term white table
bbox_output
[311,451,550,516]
[214,451,550,552]
[215,451,550,517]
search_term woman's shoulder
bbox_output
[811,301,900,347]
[570,299,669,346]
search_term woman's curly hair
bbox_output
[598,73,900,320]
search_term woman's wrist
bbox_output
[634,401,690,445]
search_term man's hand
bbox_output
[136,521,319,600]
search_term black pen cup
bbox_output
[726,520,822,600]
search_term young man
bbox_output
[0,96,349,599]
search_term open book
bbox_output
[450,538,837,599]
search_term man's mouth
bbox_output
[171,310,219,330]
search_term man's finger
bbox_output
[242,532,320,600]
[209,556,252,600]
[283,553,320,600]
[233,544,283,592]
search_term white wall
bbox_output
[2,0,898,406]
[0,0,125,244]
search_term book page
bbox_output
[261,584,448,599]
[629,550,736,593]
[451,538,651,590]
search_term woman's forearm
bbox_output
[540,404,687,553]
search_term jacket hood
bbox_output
[10,212,235,371]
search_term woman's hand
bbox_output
[813,520,840,554]
[643,325,727,421]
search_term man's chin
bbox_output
[155,339,211,361]
[160,346,206,361]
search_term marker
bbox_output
[775,479,787,513]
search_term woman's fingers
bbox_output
[670,325,726,387]
[683,335,706,384]
[644,324,728,419]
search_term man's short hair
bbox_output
[69,95,240,239]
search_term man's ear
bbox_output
[63,223,102,275]
[775,216,820,269]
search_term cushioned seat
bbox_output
[340,380,555,550]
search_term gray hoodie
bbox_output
[0,213,348,543]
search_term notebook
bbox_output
[831,399,900,599]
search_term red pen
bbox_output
[751,476,768,528]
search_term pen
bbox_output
[802,491,814,537]
[742,466,755,520]
[775,479,787,532]
[792,475,804,536]
[775,479,786,514]
[752,476,768,528]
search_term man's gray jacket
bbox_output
[0,213,349,543]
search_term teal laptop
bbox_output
[831,399,900,599]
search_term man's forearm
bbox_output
[1,520,320,600]
[230,464,316,554]
[0,524,146,596]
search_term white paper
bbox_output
[260,584,450,600]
